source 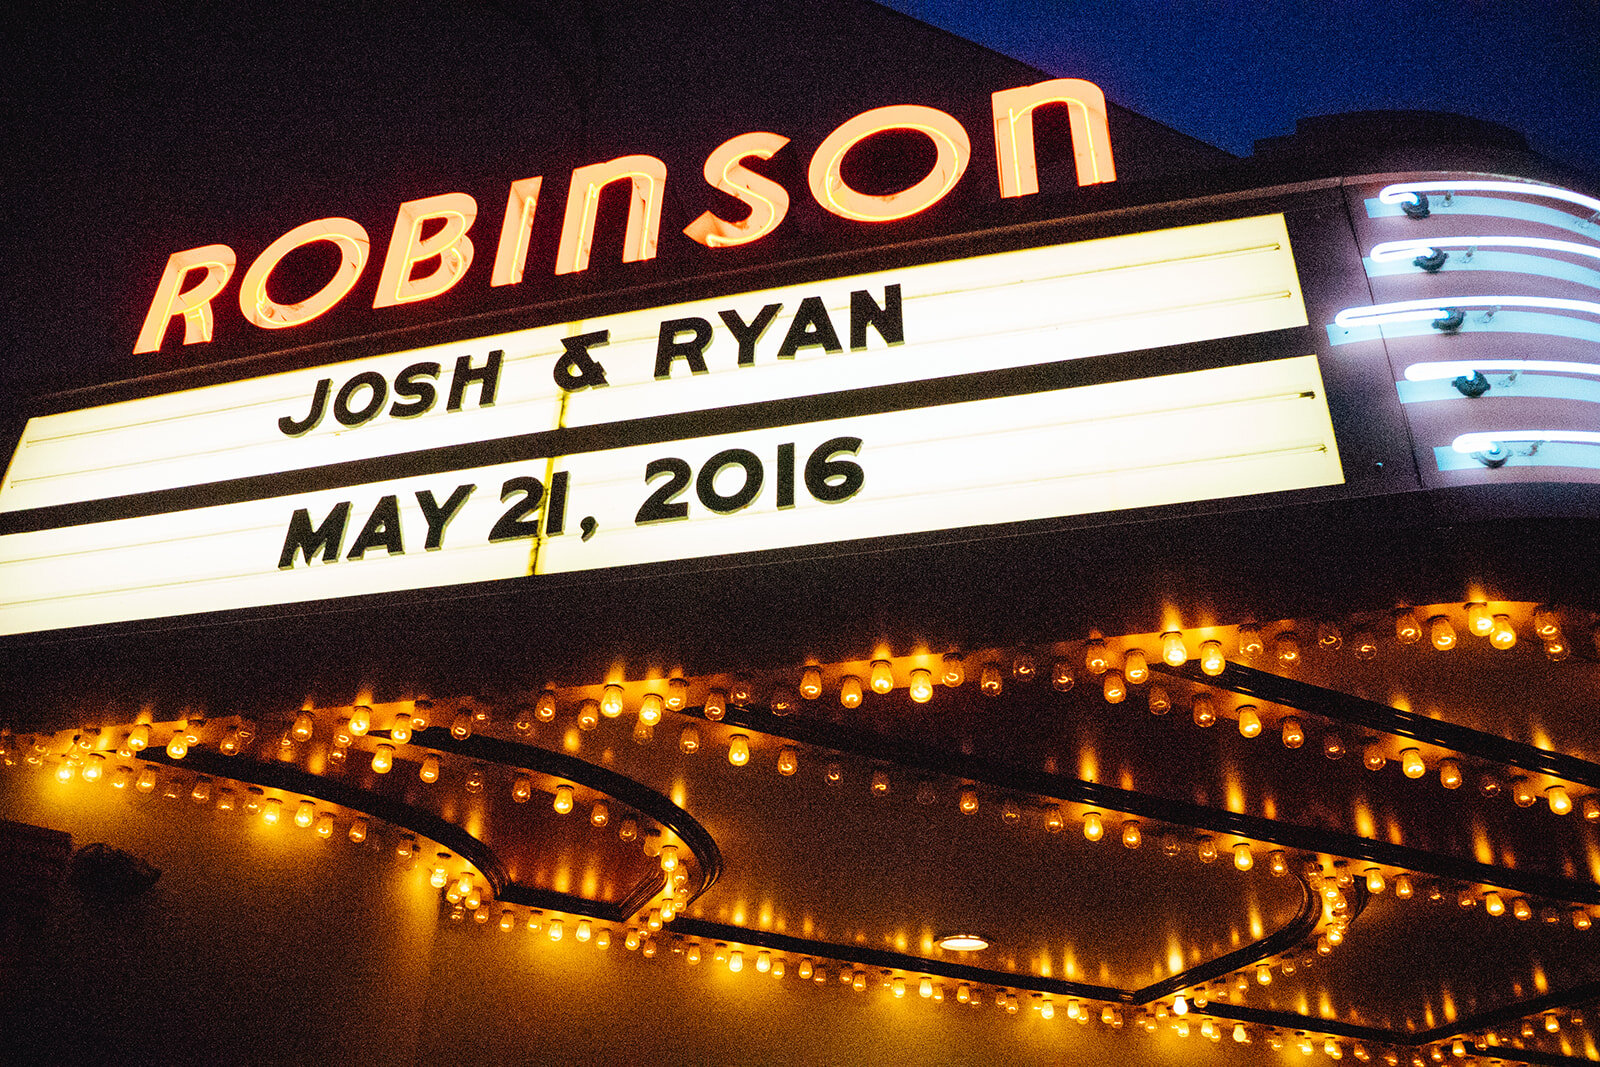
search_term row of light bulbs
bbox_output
[440,892,1582,1066]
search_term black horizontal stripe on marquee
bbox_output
[0,328,1317,535]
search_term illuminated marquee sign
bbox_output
[0,214,1343,636]
[133,78,1117,355]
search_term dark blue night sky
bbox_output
[883,0,1600,173]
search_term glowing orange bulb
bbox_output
[728,734,750,766]
[1394,609,1422,644]
[979,664,1003,696]
[1102,670,1126,704]
[1429,615,1456,650]
[840,676,863,708]
[869,660,894,694]
[1121,821,1142,849]
[1082,812,1104,842]
[908,669,934,703]
[600,685,625,718]
[511,775,532,803]
[1489,615,1516,649]
[958,788,979,815]
[292,711,315,742]
[941,653,965,686]
[1160,631,1187,666]
[1200,640,1226,675]
[1233,843,1253,870]
[703,690,726,721]
[294,800,315,828]
[371,744,393,773]
[639,693,664,725]
[1237,707,1261,738]
[776,746,798,776]
[1281,717,1304,748]
[553,784,574,814]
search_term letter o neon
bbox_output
[239,218,371,329]
[808,105,971,223]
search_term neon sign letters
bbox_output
[134,78,1115,355]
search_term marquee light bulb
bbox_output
[1547,785,1573,815]
[1084,639,1110,674]
[958,788,979,815]
[1533,607,1561,638]
[1118,649,1147,685]
[1323,734,1347,760]
[1363,742,1387,772]
[941,653,964,687]
[1044,805,1065,833]
[703,690,726,721]
[639,693,664,725]
[663,677,687,711]
[729,951,744,973]
[1513,897,1533,920]
[1172,994,1188,1016]
[1102,670,1126,703]
[1438,759,1462,789]
[909,669,933,703]
[1489,615,1516,649]
[1395,610,1422,644]
[777,745,798,776]
[389,714,416,744]
[869,660,894,694]
[1394,875,1413,899]
[1365,868,1385,894]
[1147,686,1170,714]
[166,733,188,759]
[1233,843,1253,870]
[562,701,592,733]
[756,950,772,974]
[575,919,591,943]
[315,814,334,839]
[979,664,1003,696]
[1546,637,1569,661]
[728,734,750,766]
[419,755,439,783]
[1269,850,1288,876]
[1281,717,1304,748]
[1237,706,1261,738]
[371,745,393,773]
[1199,640,1226,675]
[261,796,282,823]
[601,685,624,718]
[1197,837,1218,863]
[1275,632,1300,665]
[450,713,472,740]
[1050,661,1075,693]
[1160,632,1186,666]
[1485,891,1505,917]
[1121,820,1142,849]
[348,817,367,843]
[1083,812,1104,842]
[127,724,149,751]
[548,918,564,942]
[679,725,700,754]
[294,800,315,828]
[870,769,891,796]
[1192,696,1216,728]
[1399,748,1426,778]
[534,690,557,722]
[1583,796,1600,821]
[291,711,315,742]
[1465,602,1492,636]
[511,774,531,802]
[840,676,863,708]
[1429,616,1457,650]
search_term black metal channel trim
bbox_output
[1132,870,1341,1004]
[403,726,723,901]
[1411,979,1600,1047]
[668,917,1125,1003]
[132,739,716,921]
[1161,662,1600,790]
[682,703,1600,907]
[1191,1002,1415,1047]
[0,333,1309,535]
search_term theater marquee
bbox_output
[0,214,1342,635]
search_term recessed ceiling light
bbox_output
[937,933,990,952]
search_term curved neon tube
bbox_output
[1334,296,1600,329]
[1370,236,1600,263]
[1380,181,1600,216]
[1452,430,1600,454]
[1405,359,1600,381]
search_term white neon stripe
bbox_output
[1380,181,1600,216]
[1405,360,1600,381]
[1334,296,1600,328]
[1452,430,1600,454]
[1370,236,1600,263]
